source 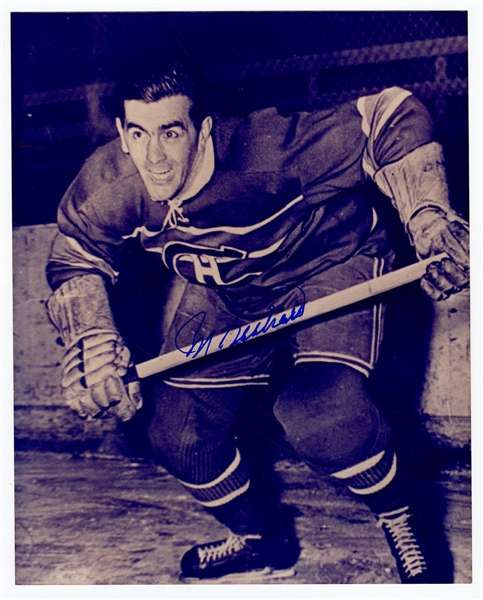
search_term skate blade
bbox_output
[181,566,296,584]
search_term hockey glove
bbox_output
[47,274,142,420]
[408,208,469,301]
[375,142,469,301]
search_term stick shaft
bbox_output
[133,253,446,380]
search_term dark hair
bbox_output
[113,59,210,130]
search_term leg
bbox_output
[276,253,452,583]
[145,377,265,533]
[144,377,298,579]
[273,363,451,584]
[274,362,400,510]
[145,279,298,579]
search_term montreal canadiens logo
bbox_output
[162,240,260,286]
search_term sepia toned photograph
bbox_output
[8,7,476,592]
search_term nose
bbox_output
[146,137,167,164]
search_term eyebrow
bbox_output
[126,120,187,132]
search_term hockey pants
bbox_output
[144,362,401,534]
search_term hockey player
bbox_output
[46,60,469,584]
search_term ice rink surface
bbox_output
[14,451,471,586]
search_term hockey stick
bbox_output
[126,253,447,381]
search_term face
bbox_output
[116,95,212,201]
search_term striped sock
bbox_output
[178,448,271,536]
[178,447,251,508]
[331,448,409,514]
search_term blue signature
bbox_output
[174,287,306,360]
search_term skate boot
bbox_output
[180,532,298,581]
[377,506,451,584]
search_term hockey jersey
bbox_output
[46,87,434,307]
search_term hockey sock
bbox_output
[331,447,410,515]
[175,444,272,537]
[205,484,273,536]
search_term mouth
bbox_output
[147,169,172,183]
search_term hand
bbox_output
[408,208,469,301]
[61,331,143,421]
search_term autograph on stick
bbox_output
[124,253,448,382]
[174,287,306,359]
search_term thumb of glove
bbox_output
[127,380,143,411]
[109,378,143,422]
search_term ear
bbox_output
[116,118,130,154]
[198,116,213,150]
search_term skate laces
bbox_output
[377,507,427,577]
[197,534,261,567]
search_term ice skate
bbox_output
[377,506,452,584]
[180,533,297,582]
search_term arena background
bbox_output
[10,11,473,586]
[12,11,469,226]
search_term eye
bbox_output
[131,130,145,140]
[164,130,179,140]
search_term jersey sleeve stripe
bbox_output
[357,96,371,137]
[373,88,413,141]
[358,87,414,179]
[64,236,119,281]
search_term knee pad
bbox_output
[274,362,391,472]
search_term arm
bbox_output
[46,141,145,420]
[47,139,143,289]
[47,274,142,421]
[233,88,468,300]
[357,88,469,300]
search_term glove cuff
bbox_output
[374,142,451,227]
[47,274,118,349]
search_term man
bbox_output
[46,60,469,583]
